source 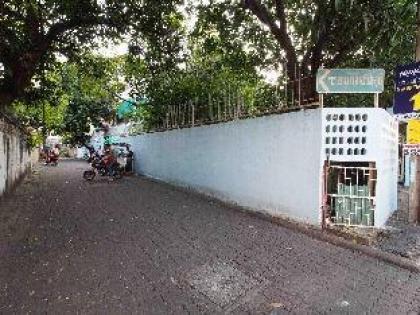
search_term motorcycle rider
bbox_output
[102,145,117,176]
[52,144,60,157]
[124,144,134,173]
[45,144,59,165]
[49,144,60,164]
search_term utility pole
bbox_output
[409,0,420,223]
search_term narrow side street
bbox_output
[0,160,419,314]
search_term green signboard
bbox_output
[316,69,385,94]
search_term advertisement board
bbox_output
[393,62,420,114]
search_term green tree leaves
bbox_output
[11,55,125,145]
[0,0,182,108]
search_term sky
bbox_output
[97,41,129,57]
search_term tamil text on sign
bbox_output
[316,69,385,94]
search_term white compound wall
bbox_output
[129,110,323,225]
[129,108,398,227]
[0,123,30,198]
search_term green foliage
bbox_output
[12,98,66,133]
[5,0,419,136]
[26,131,43,149]
[0,0,183,108]
[192,0,417,108]
[60,55,125,144]
[125,48,280,129]
[11,55,125,145]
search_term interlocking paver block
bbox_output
[0,160,419,314]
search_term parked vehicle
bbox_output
[44,145,60,166]
[45,155,59,166]
[83,150,123,181]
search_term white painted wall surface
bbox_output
[129,107,398,227]
[129,110,323,224]
[76,147,89,159]
[0,126,30,197]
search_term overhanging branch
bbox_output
[244,0,297,79]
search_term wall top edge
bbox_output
[136,108,322,135]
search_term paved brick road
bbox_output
[0,160,419,314]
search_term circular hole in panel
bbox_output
[339,125,344,132]
[347,148,353,155]
[347,125,353,132]
[349,114,354,121]
[331,148,337,155]
[339,148,344,155]
[355,114,361,121]
[362,114,368,121]
[332,114,339,121]
[354,137,360,144]
[361,137,366,144]
[339,114,345,121]
[332,137,337,144]
[325,137,330,144]
[361,148,366,155]
[332,125,338,132]
[347,137,353,144]
[354,125,360,133]
[339,137,344,144]
[362,125,367,133]
[326,114,332,121]
[326,125,331,132]
[354,148,359,155]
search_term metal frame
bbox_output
[325,164,377,227]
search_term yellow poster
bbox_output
[407,120,420,144]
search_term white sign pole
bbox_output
[374,93,379,108]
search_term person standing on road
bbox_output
[124,144,134,173]
[52,144,60,157]
[103,146,117,176]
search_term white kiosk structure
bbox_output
[318,69,398,228]
[321,108,398,228]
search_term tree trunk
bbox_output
[0,92,14,111]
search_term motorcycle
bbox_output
[83,154,123,181]
[45,158,58,166]
[44,151,59,166]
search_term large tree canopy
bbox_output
[5,0,418,135]
[203,0,416,80]
[0,0,182,109]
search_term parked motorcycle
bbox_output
[44,149,59,166]
[83,153,123,181]
[45,156,58,166]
